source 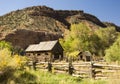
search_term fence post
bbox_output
[68,61,74,75]
[90,62,95,79]
[32,61,36,70]
[48,62,52,72]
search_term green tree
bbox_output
[69,23,92,51]
[105,36,120,62]
[95,27,118,56]
[62,23,98,58]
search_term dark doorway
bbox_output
[54,53,59,60]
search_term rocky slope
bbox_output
[0,6,119,49]
[3,29,61,49]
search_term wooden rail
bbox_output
[27,61,120,79]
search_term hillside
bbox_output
[0,6,119,49]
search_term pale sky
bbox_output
[0,0,120,26]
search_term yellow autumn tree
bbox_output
[0,41,27,71]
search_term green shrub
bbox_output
[0,41,12,51]
[0,41,28,83]
[0,48,27,71]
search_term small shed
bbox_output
[68,51,92,62]
[25,40,64,62]
[80,51,92,61]
[68,51,92,61]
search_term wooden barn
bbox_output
[25,40,64,62]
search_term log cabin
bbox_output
[25,40,63,62]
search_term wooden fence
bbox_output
[27,61,120,79]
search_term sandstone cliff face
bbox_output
[0,6,117,49]
[27,6,106,28]
[4,29,62,49]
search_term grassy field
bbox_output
[2,69,107,84]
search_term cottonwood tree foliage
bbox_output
[60,23,119,59]
[61,23,100,57]
[105,36,120,62]
[95,27,118,56]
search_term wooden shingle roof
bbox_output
[25,40,58,52]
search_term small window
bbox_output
[45,52,48,55]
[37,53,41,56]
[27,53,30,56]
